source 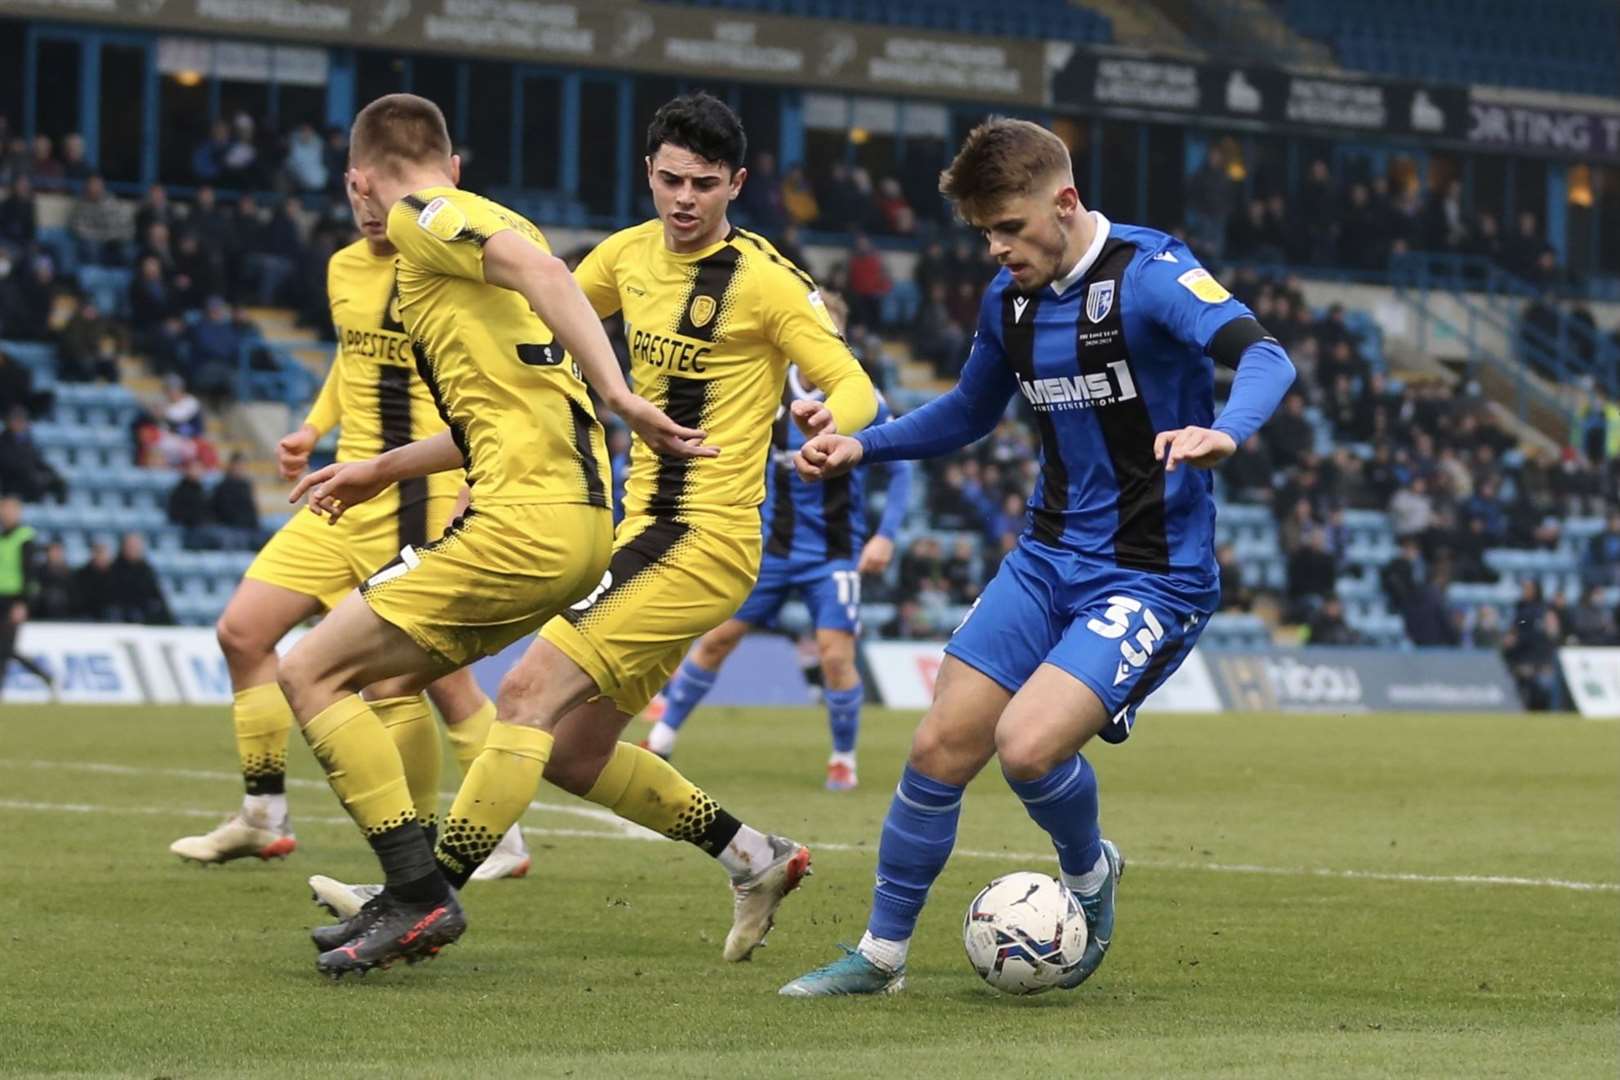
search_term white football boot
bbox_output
[470,823,532,882]
[724,835,813,961]
[169,812,296,864]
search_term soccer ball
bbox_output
[962,871,1087,995]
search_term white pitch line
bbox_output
[0,756,653,837]
[3,778,1617,896]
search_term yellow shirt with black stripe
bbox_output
[386,186,609,509]
[572,220,877,532]
[307,239,462,537]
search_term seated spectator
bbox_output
[941,538,978,605]
[1585,509,1620,588]
[1216,542,1251,612]
[171,231,222,310]
[56,299,124,383]
[59,133,91,182]
[1221,434,1275,504]
[1403,569,1461,647]
[1388,476,1435,542]
[183,296,244,401]
[192,120,233,185]
[1305,595,1362,646]
[781,163,819,227]
[1461,478,1508,542]
[1449,517,1499,584]
[1468,605,1504,650]
[247,199,305,306]
[0,254,70,341]
[107,532,172,625]
[209,452,262,547]
[220,112,261,190]
[873,178,914,236]
[28,134,63,187]
[68,176,134,266]
[911,282,967,377]
[167,458,211,536]
[283,123,328,193]
[1501,210,1543,282]
[1423,178,1467,253]
[0,406,67,502]
[70,540,117,620]
[141,375,217,468]
[1284,527,1338,623]
[1265,392,1314,469]
[899,535,947,602]
[135,184,175,238]
[1373,534,1425,612]
[322,126,349,197]
[0,345,53,418]
[31,540,75,621]
[844,234,891,331]
[1568,585,1617,646]
[140,221,175,272]
[0,174,37,253]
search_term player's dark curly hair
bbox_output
[645,92,747,172]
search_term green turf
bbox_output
[0,703,1615,1079]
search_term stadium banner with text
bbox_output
[1205,648,1520,714]
[3,622,307,705]
[1051,52,1470,142]
[2,622,815,708]
[862,641,1222,713]
[6,0,1045,105]
[1464,88,1620,163]
[1558,648,1620,720]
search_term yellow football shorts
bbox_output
[244,494,461,611]
[540,513,760,716]
[358,501,613,669]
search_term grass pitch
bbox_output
[0,703,1615,1079]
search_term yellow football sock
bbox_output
[371,695,441,829]
[302,694,416,837]
[582,741,739,851]
[444,698,497,777]
[437,721,551,885]
[233,682,293,796]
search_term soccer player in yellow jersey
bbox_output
[274,93,713,976]
[297,93,876,976]
[167,181,530,882]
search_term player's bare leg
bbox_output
[169,580,321,864]
[816,626,862,790]
[994,664,1124,989]
[781,656,1006,996]
[641,617,750,758]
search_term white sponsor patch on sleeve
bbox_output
[415,196,466,241]
[1176,266,1231,304]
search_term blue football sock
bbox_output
[867,764,964,941]
[659,659,718,732]
[1005,754,1102,882]
[824,684,863,754]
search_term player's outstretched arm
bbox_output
[480,231,717,461]
[289,430,465,524]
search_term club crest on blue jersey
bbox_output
[1085,279,1115,324]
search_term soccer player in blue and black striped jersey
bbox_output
[644,360,913,791]
[781,119,1295,997]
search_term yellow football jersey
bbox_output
[307,239,462,536]
[386,186,609,509]
[574,220,876,530]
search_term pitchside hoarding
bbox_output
[1558,648,1620,720]
[1205,648,1520,713]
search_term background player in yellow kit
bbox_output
[272,93,714,976]
[167,178,530,882]
[296,93,877,976]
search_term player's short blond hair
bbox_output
[939,118,1074,223]
[350,93,452,175]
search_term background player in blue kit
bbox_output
[645,311,913,791]
[781,118,1296,997]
